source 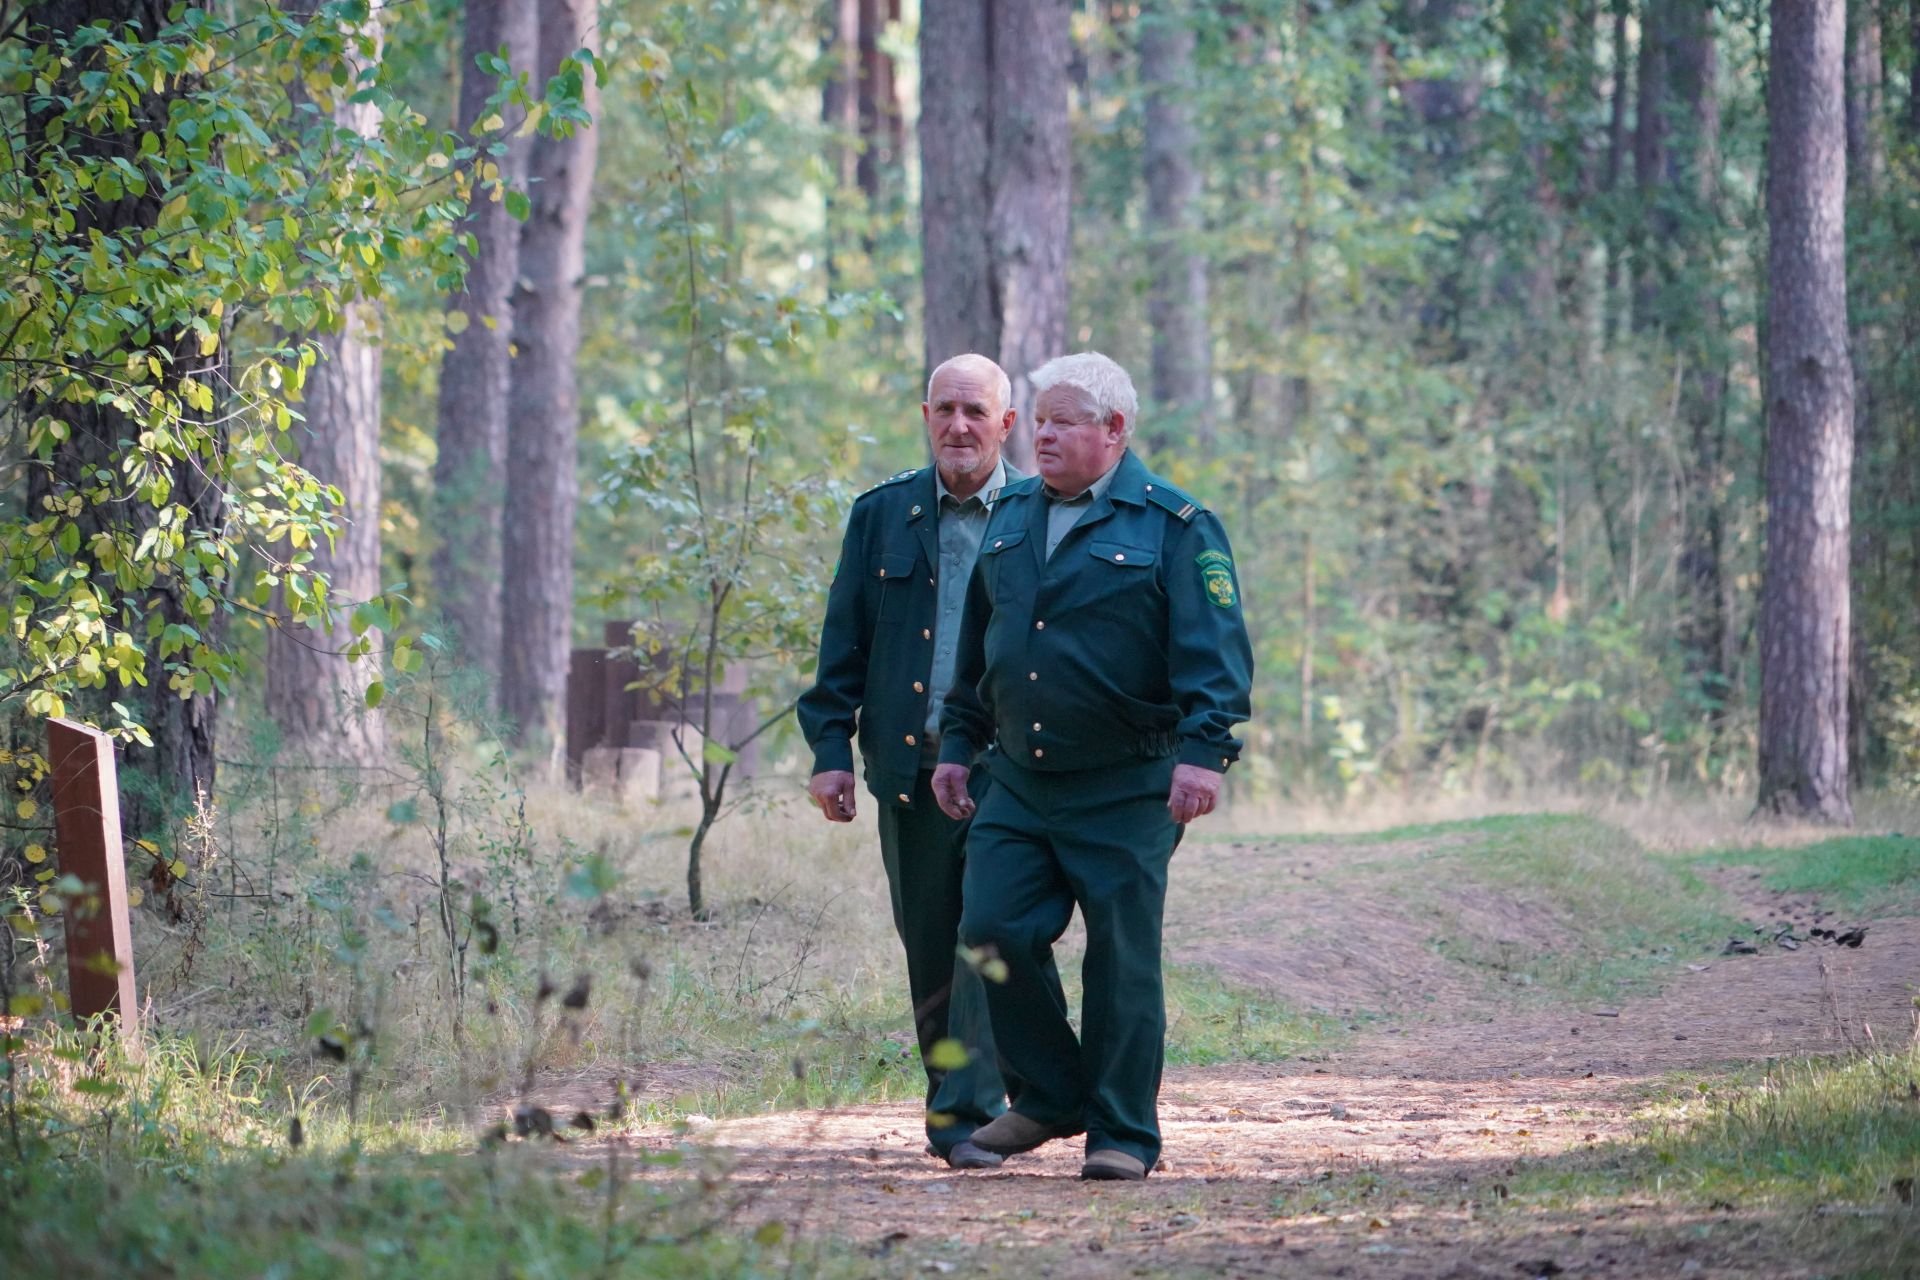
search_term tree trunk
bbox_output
[265,303,386,762]
[500,0,599,758]
[918,0,996,378]
[26,0,223,839]
[1844,0,1881,778]
[856,0,902,208]
[919,0,1070,470]
[1631,0,1670,330]
[988,0,1071,470]
[1602,0,1630,340]
[1757,0,1853,823]
[1140,0,1212,453]
[268,0,386,764]
[430,0,536,683]
[824,0,860,193]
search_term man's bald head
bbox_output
[926,353,1012,416]
[922,353,1017,499]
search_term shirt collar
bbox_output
[935,457,1008,508]
[1044,454,1124,505]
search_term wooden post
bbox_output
[46,718,138,1035]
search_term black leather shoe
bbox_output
[943,1139,1004,1170]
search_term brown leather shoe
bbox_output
[968,1111,1081,1156]
[1080,1149,1147,1181]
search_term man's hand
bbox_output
[807,770,858,822]
[1167,763,1222,824]
[931,763,976,820]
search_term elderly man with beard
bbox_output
[798,353,1027,1170]
[932,351,1253,1181]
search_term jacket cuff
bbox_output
[1178,739,1234,773]
[936,737,977,769]
[810,736,854,776]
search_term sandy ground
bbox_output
[535,843,1920,1277]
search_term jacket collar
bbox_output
[909,457,1024,523]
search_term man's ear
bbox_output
[1106,411,1128,443]
[999,408,1016,438]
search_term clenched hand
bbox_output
[931,763,975,820]
[807,770,857,822]
[1167,763,1221,824]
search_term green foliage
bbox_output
[0,4,583,747]
[583,1,899,914]
[1067,0,1802,800]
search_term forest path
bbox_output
[583,837,1919,1277]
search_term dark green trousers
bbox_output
[960,754,1179,1169]
[874,766,1008,1153]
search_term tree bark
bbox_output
[429,0,536,684]
[824,0,860,193]
[856,0,902,208]
[919,0,1070,470]
[1844,0,1881,777]
[1757,0,1853,823]
[265,302,386,762]
[500,0,599,757]
[1602,0,1630,339]
[25,0,223,837]
[988,0,1071,469]
[1140,0,1213,453]
[268,0,386,764]
[1631,0,1670,330]
[918,0,996,376]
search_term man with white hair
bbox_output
[798,353,1026,1170]
[931,351,1253,1181]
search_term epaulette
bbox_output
[863,467,922,494]
[1144,479,1205,523]
[987,475,1043,505]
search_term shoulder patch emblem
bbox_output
[1196,549,1237,609]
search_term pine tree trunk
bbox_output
[266,302,386,763]
[1844,0,1881,779]
[1140,0,1212,453]
[430,0,536,684]
[856,0,901,209]
[1757,0,1854,823]
[989,0,1070,470]
[1631,0,1670,330]
[500,0,599,757]
[919,0,1070,470]
[266,0,385,764]
[918,0,997,385]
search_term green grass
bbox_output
[0,1144,853,1279]
[1697,833,1920,911]
[1499,1046,1920,1224]
[1162,963,1348,1064]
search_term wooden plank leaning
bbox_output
[45,717,139,1037]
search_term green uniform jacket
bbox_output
[798,464,1025,809]
[937,450,1253,775]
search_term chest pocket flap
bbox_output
[983,529,1027,556]
[871,552,916,580]
[1088,540,1155,567]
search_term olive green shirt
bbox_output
[1044,459,1121,559]
[923,459,1009,758]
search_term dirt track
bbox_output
[580,845,1920,1277]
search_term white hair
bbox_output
[1029,351,1139,441]
[925,353,1013,414]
